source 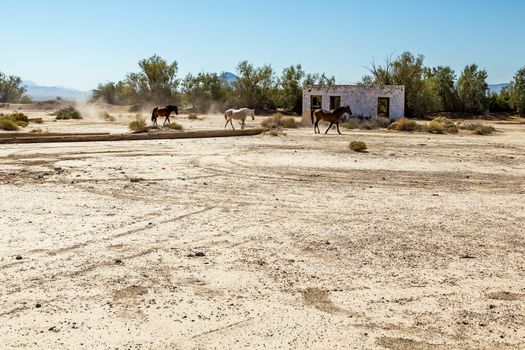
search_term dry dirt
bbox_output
[1,104,525,349]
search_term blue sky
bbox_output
[1,0,524,90]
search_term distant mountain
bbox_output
[488,83,510,94]
[22,80,91,101]
[220,72,238,84]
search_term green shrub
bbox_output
[167,122,183,131]
[10,111,29,124]
[128,118,146,132]
[0,118,19,131]
[188,113,198,120]
[349,141,367,152]
[387,118,421,132]
[426,116,458,134]
[54,107,82,120]
[30,128,43,133]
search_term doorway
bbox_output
[378,97,390,118]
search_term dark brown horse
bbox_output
[151,105,179,126]
[311,106,353,134]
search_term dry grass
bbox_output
[167,122,184,131]
[0,118,19,131]
[188,113,198,120]
[0,112,30,130]
[388,118,422,132]
[128,118,147,132]
[101,112,116,122]
[345,117,391,130]
[54,107,82,120]
[261,113,298,129]
[425,116,458,134]
[349,141,367,152]
[458,122,495,135]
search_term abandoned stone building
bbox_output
[302,85,405,121]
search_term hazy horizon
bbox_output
[1,0,524,90]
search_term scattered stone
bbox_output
[186,253,194,258]
[129,177,143,183]
[15,255,22,260]
[115,259,123,264]
[194,251,206,257]
[35,303,42,308]
[431,194,439,197]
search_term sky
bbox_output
[1,0,524,91]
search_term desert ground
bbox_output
[1,103,524,349]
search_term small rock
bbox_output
[15,255,22,260]
[115,259,122,264]
[129,177,143,183]
[431,193,439,197]
[35,303,42,308]
[186,253,195,258]
[194,252,206,257]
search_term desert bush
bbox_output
[54,107,82,120]
[426,116,458,134]
[167,122,183,131]
[101,112,116,122]
[387,118,422,132]
[265,128,286,137]
[349,141,367,152]
[188,113,198,120]
[128,117,147,132]
[472,125,494,135]
[261,113,298,129]
[10,111,29,124]
[459,122,495,135]
[30,128,43,133]
[345,117,390,130]
[0,112,29,129]
[0,117,19,131]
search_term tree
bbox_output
[125,55,179,105]
[91,81,130,105]
[426,66,458,111]
[488,87,512,113]
[303,73,335,87]
[509,66,525,115]
[362,52,430,116]
[233,61,277,110]
[457,64,489,114]
[181,72,231,113]
[0,72,28,103]
[276,65,305,114]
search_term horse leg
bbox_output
[230,119,235,130]
[224,118,229,129]
[336,122,342,135]
[325,122,334,134]
[314,120,319,134]
[241,119,245,130]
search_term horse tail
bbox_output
[224,111,228,120]
[151,107,158,122]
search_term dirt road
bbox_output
[1,111,524,349]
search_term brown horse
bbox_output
[311,106,352,134]
[151,105,179,126]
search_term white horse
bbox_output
[224,108,255,130]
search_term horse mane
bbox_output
[333,106,349,113]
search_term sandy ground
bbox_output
[1,104,525,349]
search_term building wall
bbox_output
[302,85,405,121]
